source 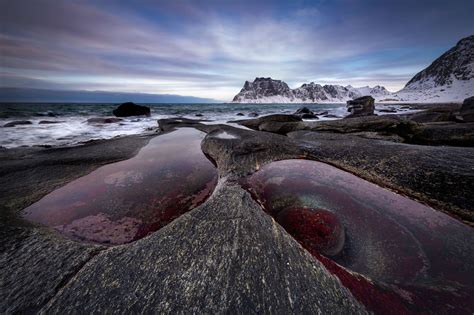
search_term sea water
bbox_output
[0,102,415,148]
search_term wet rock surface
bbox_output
[0,134,153,314]
[42,183,365,314]
[86,117,123,124]
[1,109,473,313]
[22,128,218,245]
[3,120,32,127]
[242,159,474,313]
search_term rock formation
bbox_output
[113,102,151,117]
[393,35,474,102]
[345,96,375,118]
[232,78,391,103]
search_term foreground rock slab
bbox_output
[42,182,366,314]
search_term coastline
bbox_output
[1,104,473,313]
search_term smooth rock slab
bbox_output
[22,128,218,245]
[41,183,367,314]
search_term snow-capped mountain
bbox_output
[393,35,473,102]
[232,78,391,103]
[232,35,473,103]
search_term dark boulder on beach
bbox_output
[248,112,259,117]
[236,112,244,116]
[460,96,474,122]
[87,117,123,124]
[346,96,375,118]
[3,120,32,127]
[113,102,151,117]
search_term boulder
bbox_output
[195,113,204,117]
[3,120,32,127]
[410,122,474,146]
[87,118,123,124]
[460,96,474,122]
[405,107,456,123]
[112,102,150,117]
[236,113,244,116]
[295,107,313,115]
[248,112,259,117]
[294,107,318,119]
[345,96,375,118]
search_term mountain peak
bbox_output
[404,35,474,89]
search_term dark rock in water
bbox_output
[195,113,204,117]
[113,102,151,117]
[292,107,314,119]
[3,120,32,127]
[39,120,62,124]
[277,207,344,257]
[248,112,259,117]
[379,108,397,113]
[87,117,123,124]
[346,96,375,118]
[301,113,319,119]
[295,107,313,115]
[294,107,318,119]
[323,114,340,118]
[236,112,244,116]
[460,96,474,122]
[315,111,329,116]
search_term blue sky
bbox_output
[1,0,473,101]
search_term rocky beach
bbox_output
[1,97,473,313]
[1,1,473,312]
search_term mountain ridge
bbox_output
[232,35,474,103]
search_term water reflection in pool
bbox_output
[23,128,218,245]
[243,159,474,314]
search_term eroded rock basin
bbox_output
[23,128,218,245]
[243,159,474,314]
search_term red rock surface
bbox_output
[243,159,474,314]
[277,207,344,256]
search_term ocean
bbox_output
[0,102,412,148]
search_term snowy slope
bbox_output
[393,35,474,102]
[232,35,473,103]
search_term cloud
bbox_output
[1,0,473,100]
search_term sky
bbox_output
[1,0,473,101]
